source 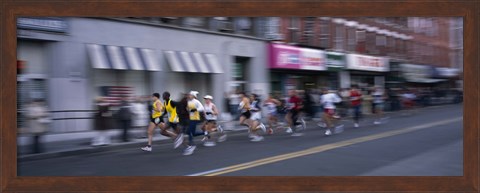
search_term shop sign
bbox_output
[346,54,389,72]
[269,43,326,71]
[17,17,68,33]
[326,52,346,70]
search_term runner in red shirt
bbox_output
[350,85,362,128]
[285,90,305,136]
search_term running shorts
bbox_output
[240,110,251,119]
[250,112,262,121]
[324,109,336,116]
[151,117,164,125]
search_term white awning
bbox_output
[164,51,223,73]
[86,44,160,71]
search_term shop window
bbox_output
[233,56,250,87]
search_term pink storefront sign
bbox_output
[268,43,326,71]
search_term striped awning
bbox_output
[164,51,223,73]
[86,44,160,71]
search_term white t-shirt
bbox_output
[265,101,277,114]
[372,90,384,104]
[321,93,342,109]
[204,103,217,120]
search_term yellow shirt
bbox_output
[164,99,179,123]
[152,99,163,119]
[187,99,202,121]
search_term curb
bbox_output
[18,128,249,162]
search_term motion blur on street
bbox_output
[17,16,463,176]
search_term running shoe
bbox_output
[267,128,274,135]
[301,119,307,130]
[183,146,196,156]
[174,134,184,149]
[251,135,264,142]
[141,146,152,152]
[291,132,304,137]
[259,123,267,133]
[217,125,224,133]
[248,133,255,138]
[317,122,327,128]
[286,127,293,133]
[217,134,227,142]
[325,129,332,136]
[203,141,216,147]
[334,125,344,134]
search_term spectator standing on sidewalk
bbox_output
[24,99,51,153]
[92,97,113,146]
[131,96,149,138]
[228,90,241,120]
[117,96,133,142]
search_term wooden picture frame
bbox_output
[1,0,478,192]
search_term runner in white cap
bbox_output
[183,91,206,155]
[201,95,227,146]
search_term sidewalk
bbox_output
[18,103,460,161]
[18,120,251,161]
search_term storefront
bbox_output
[18,17,269,133]
[433,67,461,88]
[17,17,69,129]
[268,43,329,94]
[326,51,347,89]
[346,53,390,90]
[400,64,445,86]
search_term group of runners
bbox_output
[141,85,388,155]
[141,91,226,155]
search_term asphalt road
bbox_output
[18,104,463,176]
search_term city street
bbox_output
[18,104,463,176]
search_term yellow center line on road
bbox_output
[190,117,462,176]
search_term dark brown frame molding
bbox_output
[1,0,478,192]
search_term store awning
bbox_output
[86,44,160,71]
[163,50,223,73]
[406,78,445,83]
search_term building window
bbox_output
[213,17,234,33]
[366,32,376,54]
[235,17,253,35]
[300,17,315,46]
[376,35,387,46]
[264,17,282,40]
[160,17,179,25]
[288,17,300,44]
[182,17,207,29]
[334,24,345,50]
[319,19,330,48]
[347,27,356,51]
[385,36,394,56]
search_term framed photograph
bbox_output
[1,1,478,192]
